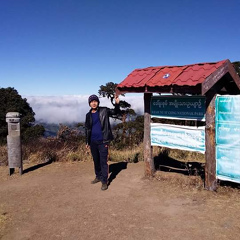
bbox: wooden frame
[117,59,240,191]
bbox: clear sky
[0,0,239,97]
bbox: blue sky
[0,0,239,97]
[0,0,239,123]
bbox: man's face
[90,100,99,109]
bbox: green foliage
[113,115,144,149]
[0,87,44,144]
[91,82,146,148]
[98,82,141,147]
[39,122,60,137]
[22,124,45,142]
[98,82,134,118]
[98,82,118,104]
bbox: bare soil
[0,161,240,240]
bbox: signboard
[216,95,240,183]
[216,147,240,182]
[151,96,206,121]
[215,122,240,148]
[216,96,240,123]
[151,123,205,153]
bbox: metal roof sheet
[118,60,228,89]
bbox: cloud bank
[26,95,144,124]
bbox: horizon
[25,94,144,124]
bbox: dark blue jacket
[85,105,120,145]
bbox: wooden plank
[143,93,155,176]
[202,61,229,95]
[227,60,240,90]
[117,85,201,95]
[205,91,217,191]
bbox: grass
[0,145,7,166]
[0,138,205,166]
[109,143,144,163]
[0,205,8,236]
[0,213,7,226]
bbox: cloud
[26,94,144,124]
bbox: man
[85,94,120,191]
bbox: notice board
[216,95,240,183]
[151,96,205,121]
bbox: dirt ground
[0,160,240,240]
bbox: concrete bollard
[6,112,22,175]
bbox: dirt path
[0,161,240,240]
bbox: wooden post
[143,93,155,176]
[205,91,217,191]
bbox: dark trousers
[90,141,109,184]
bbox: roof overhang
[116,59,240,96]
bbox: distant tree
[0,87,44,144]
[23,124,45,141]
[233,61,240,75]
[98,82,137,144]
[98,82,132,119]
[113,115,144,149]
[128,115,144,145]
[97,82,145,148]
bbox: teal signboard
[151,96,206,121]
[216,95,240,183]
[216,122,240,147]
[151,123,205,153]
[216,147,240,181]
[216,96,240,123]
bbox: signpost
[150,96,206,154]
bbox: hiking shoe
[101,183,108,191]
[91,178,101,184]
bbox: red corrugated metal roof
[117,60,227,89]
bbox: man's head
[88,94,100,109]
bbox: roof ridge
[134,59,228,71]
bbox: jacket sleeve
[108,103,120,116]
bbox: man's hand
[114,95,120,104]
[86,145,90,152]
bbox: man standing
[85,94,120,191]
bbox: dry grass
[154,171,204,190]
[21,138,93,164]
[109,143,143,163]
[0,145,7,166]
[1,138,145,165]
[0,205,8,237]
[0,137,93,166]
[1,139,205,166]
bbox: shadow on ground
[23,160,53,174]
[154,151,205,180]
[219,180,240,189]
[108,162,128,186]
